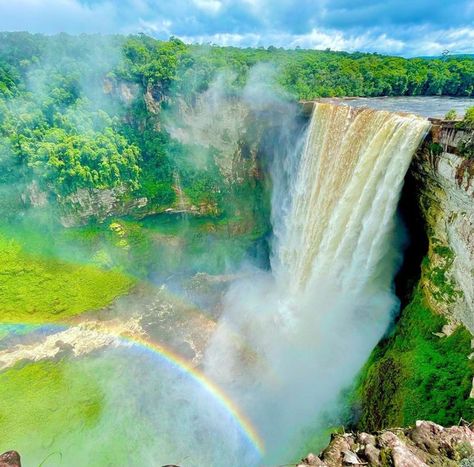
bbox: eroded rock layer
[411,121,474,332]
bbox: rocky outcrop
[103,78,140,107]
[59,185,148,227]
[167,95,261,183]
[411,122,474,333]
[0,451,20,467]
[21,180,48,208]
[299,421,474,466]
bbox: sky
[0,0,473,57]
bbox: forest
[0,32,473,213]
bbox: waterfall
[276,102,431,296]
[204,102,431,464]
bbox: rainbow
[0,322,265,456]
[120,333,265,455]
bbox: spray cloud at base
[203,102,431,463]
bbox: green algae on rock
[0,235,135,323]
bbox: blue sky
[0,0,473,56]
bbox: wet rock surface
[298,421,474,466]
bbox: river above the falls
[323,96,473,118]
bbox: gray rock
[411,123,474,332]
[300,421,474,467]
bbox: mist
[200,100,431,463]
[0,36,431,467]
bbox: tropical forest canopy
[0,31,473,208]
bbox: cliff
[353,121,474,433]
[411,121,474,332]
[18,81,273,228]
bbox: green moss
[429,142,443,156]
[425,244,461,303]
[456,442,474,461]
[380,448,394,467]
[0,356,159,465]
[0,360,103,454]
[0,235,135,323]
[0,354,175,465]
[355,288,474,431]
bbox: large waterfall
[277,102,431,295]
[204,102,430,464]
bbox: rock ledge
[299,421,474,466]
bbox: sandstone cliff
[351,120,474,435]
[411,121,474,333]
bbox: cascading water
[204,102,431,464]
[277,103,431,295]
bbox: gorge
[0,33,473,467]
[202,102,431,464]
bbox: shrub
[445,109,457,120]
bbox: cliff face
[26,81,272,227]
[353,121,474,434]
[411,122,474,332]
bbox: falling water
[204,102,431,464]
[277,102,431,295]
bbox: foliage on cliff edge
[354,285,474,431]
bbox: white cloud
[407,26,474,56]
[136,18,173,35]
[193,0,222,14]
[178,29,405,54]
[0,0,472,56]
[177,25,474,57]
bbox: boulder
[0,451,21,467]
[300,421,474,466]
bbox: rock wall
[58,186,148,227]
[411,121,474,333]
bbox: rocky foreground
[0,451,20,467]
[299,421,474,466]
[2,421,474,466]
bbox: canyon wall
[353,119,474,434]
[411,121,474,333]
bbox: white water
[277,103,431,295]
[204,102,431,463]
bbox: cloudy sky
[0,0,473,56]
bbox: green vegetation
[445,109,458,120]
[457,106,474,162]
[0,353,196,465]
[0,32,473,223]
[0,360,103,455]
[0,356,159,465]
[423,244,462,303]
[0,234,135,323]
[464,106,474,127]
[355,287,474,431]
